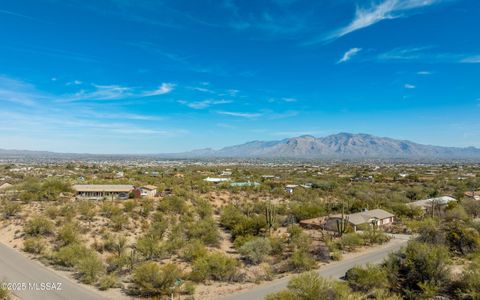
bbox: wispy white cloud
[178,99,232,109]
[67,84,132,101]
[417,71,432,75]
[460,56,480,64]
[191,86,215,93]
[0,76,50,106]
[66,80,82,86]
[306,0,449,45]
[404,83,416,89]
[84,111,163,121]
[282,97,298,102]
[337,48,362,63]
[217,111,262,118]
[142,82,175,96]
[267,110,299,119]
[0,9,46,23]
[375,46,480,64]
[60,82,175,102]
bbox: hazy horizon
[1,0,480,154]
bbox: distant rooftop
[331,208,394,225]
[410,196,457,207]
[73,184,134,192]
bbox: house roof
[141,185,157,190]
[409,196,457,207]
[330,209,394,226]
[230,181,260,187]
[204,177,230,182]
[299,217,328,226]
[464,191,480,197]
[73,184,134,192]
[0,183,13,190]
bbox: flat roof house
[138,185,157,199]
[325,209,395,232]
[73,184,134,200]
[204,177,231,183]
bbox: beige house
[73,184,134,200]
[325,209,395,232]
[139,185,157,198]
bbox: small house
[285,184,298,194]
[230,181,260,187]
[204,177,231,184]
[73,184,134,200]
[138,185,157,199]
[325,209,395,232]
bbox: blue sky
[1,0,479,154]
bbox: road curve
[0,242,105,300]
[218,236,409,300]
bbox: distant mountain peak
[178,132,480,160]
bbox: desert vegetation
[1,162,479,299]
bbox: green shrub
[239,237,272,264]
[110,213,128,231]
[131,262,182,296]
[445,222,480,255]
[186,218,220,246]
[182,281,196,295]
[23,237,46,254]
[345,264,388,292]
[384,241,450,297]
[98,274,118,291]
[233,234,254,249]
[1,200,21,219]
[181,240,207,262]
[330,250,342,261]
[288,250,316,272]
[24,215,54,236]
[54,243,91,267]
[0,281,11,300]
[337,233,364,251]
[360,229,390,245]
[76,253,104,284]
[56,223,80,246]
[190,252,238,282]
[455,255,480,299]
[136,234,164,259]
[266,272,355,300]
[268,236,285,256]
[106,253,129,272]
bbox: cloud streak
[61,82,175,102]
[305,0,449,45]
[179,99,232,109]
[217,111,262,118]
[375,46,480,64]
[338,48,362,63]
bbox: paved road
[0,242,105,300]
[219,236,409,300]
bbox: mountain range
[175,133,480,160]
[2,133,480,161]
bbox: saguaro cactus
[336,215,349,236]
[265,202,277,235]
